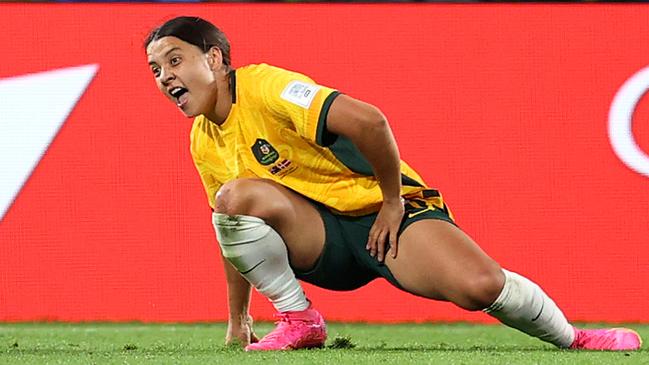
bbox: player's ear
[207,46,223,71]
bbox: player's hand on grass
[367,198,405,262]
[225,314,259,347]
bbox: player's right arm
[190,144,258,346]
[222,258,258,346]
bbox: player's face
[146,36,218,118]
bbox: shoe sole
[246,338,326,351]
[288,340,326,350]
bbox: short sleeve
[259,66,340,146]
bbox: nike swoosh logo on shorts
[408,207,435,219]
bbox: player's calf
[484,269,575,348]
[213,212,309,313]
[213,179,328,351]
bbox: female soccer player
[145,16,641,352]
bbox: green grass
[0,322,646,364]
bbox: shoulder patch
[280,80,321,109]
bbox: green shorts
[293,189,456,291]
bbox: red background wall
[1,4,648,323]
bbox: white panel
[0,64,99,221]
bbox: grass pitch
[0,322,646,364]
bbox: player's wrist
[383,196,405,206]
[228,312,250,324]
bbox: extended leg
[384,219,641,350]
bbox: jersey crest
[251,138,279,166]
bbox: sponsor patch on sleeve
[280,80,321,109]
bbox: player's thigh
[384,219,503,308]
[219,178,325,271]
[294,202,378,291]
[263,182,326,271]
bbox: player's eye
[151,66,160,78]
[170,56,181,66]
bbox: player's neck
[207,71,234,125]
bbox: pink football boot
[245,306,327,351]
[570,327,642,351]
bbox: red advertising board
[0,4,648,323]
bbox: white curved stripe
[608,65,649,178]
[0,64,99,221]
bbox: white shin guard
[212,213,309,313]
[484,269,575,348]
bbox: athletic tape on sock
[212,213,309,313]
[484,269,574,348]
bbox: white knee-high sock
[484,269,575,348]
[212,213,309,313]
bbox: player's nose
[160,67,175,86]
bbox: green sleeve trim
[328,135,423,188]
[315,90,422,188]
[315,91,341,146]
[329,135,373,175]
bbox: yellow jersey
[190,64,434,216]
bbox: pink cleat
[245,306,327,351]
[570,327,642,351]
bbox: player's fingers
[366,226,373,250]
[371,229,380,258]
[376,228,388,262]
[225,333,246,348]
[366,226,378,257]
[370,226,383,258]
[389,229,398,259]
[247,316,259,343]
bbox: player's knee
[215,178,286,221]
[215,178,263,215]
[456,268,505,311]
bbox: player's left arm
[326,94,404,262]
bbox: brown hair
[145,16,231,67]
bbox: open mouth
[169,87,189,108]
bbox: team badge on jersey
[251,138,280,165]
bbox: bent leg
[214,178,328,351]
[214,178,327,312]
[384,220,574,348]
[216,178,325,270]
[214,213,308,313]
